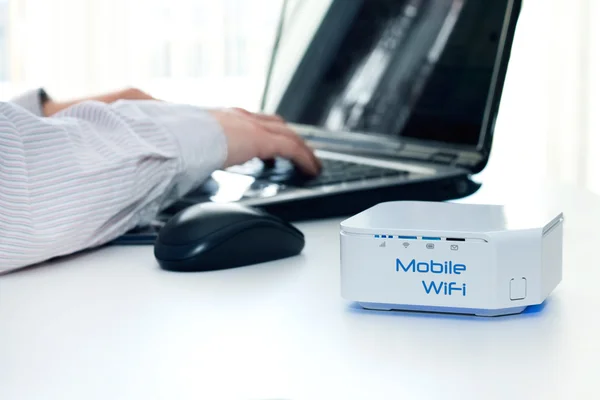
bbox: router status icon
[403,242,409,248]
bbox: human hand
[43,87,156,116]
[208,107,322,176]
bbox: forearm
[0,99,226,273]
[10,87,155,117]
[43,88,156,116]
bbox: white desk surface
[1,179,599,400]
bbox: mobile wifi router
[339,201,564,317]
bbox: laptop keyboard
[228,158,408,187]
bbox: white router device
[339,201,564,316]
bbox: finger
[259,120,322,171]
[232,107,285,123]
[254,113,286,123]
[258,132,321,176]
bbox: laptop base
[163,174,480,223]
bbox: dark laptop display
[295,0,504,147]
[269,0,519,168]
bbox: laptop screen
[263,0,514,149]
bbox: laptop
[116,0,521,243]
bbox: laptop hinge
[430,151,459,165]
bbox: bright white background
[0,0,284,108]
[0,0,599,195]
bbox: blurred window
[0,0,283,109]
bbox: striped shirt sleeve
[9,88,49,117]
[0,98,227,273]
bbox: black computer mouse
[154,203,305,272]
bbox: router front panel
[340,233,494,309]
[339,201,564,317]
